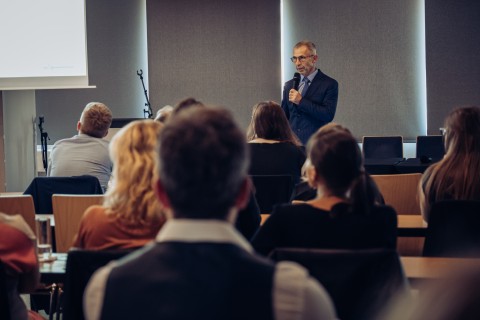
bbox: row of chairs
[0,194,103,252]
[362,135,445,159]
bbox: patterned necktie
[300,78,310,96]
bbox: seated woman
[74,120,166,250]
[419,105,480,222]
[251,125,397,256]
[247,101,305,183]
[290,123,384,204]
[0,213,40,320]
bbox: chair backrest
[0,261,11,320]
[362,136,403,159]
[416,135,445,159]
[270,248,408,320]
[0,195,36,232]
[63,249,133,320]
[250,175,294,214]
[371,173,422,214]
[423,200,480,257]
[23,175,103,214]
[52,194,104,252]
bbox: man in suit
[84,107,336,320]
[281,40,339,145]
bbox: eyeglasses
[290,55,314,63]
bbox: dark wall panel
[146,0,280,130]
[425,0,480,133]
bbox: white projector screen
[0,0,89,90]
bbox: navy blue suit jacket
[281,69,338,144]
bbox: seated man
[47,102,113,191]
[84,107,336,319]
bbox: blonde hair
[104,120,164,227]
[80,102,113,138]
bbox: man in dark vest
[84,107,336,320]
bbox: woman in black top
[252,123,397,256]
[247,101,305,182]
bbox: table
[41,254,480,287]
[401,256,480,283]
[364,158,404,174]
[364,158,440,175]
[397,215,426,237]
[40,253,67,283]
[395,158,440,174]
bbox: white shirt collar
[155,219,253,253]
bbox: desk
[401,256,480,283]
[41,254,480,287]
[40,253,67,283]
[365,158,439,175]
[364,158,404,175]
[397,215,426,237]
[395,158,439,174]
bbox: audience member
[84,107,336,319]
[252,124,397,256]
[154,105,173,123]
[0,213,40,320]
[73,120,165,250]
[419,105,480,222]
[170,97,261,240]
[290,123,384,203]
[47,102,113,192]
[171,97,205,117]
[247,101,306,183]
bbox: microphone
[292,72,301,91]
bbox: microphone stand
[136,69,153,119]
[38,116,50,172]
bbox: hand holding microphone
[289,72,302,105]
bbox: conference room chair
[270,248,408,320]
[52,194,104,253]
[416,135,445,160]
[62,249,133,320]
[423,200,480,257]
[371,173,422,215]
[0,194,37,232]
[362,136,403,159]
[250,175,295,214]
[0,261,10,320]
[23,175,103,214]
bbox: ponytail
[348,172,379,215]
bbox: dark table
[364,158,404,174]
[365,158,439,175]
[40,253,67,284]
[394,157,440,174]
